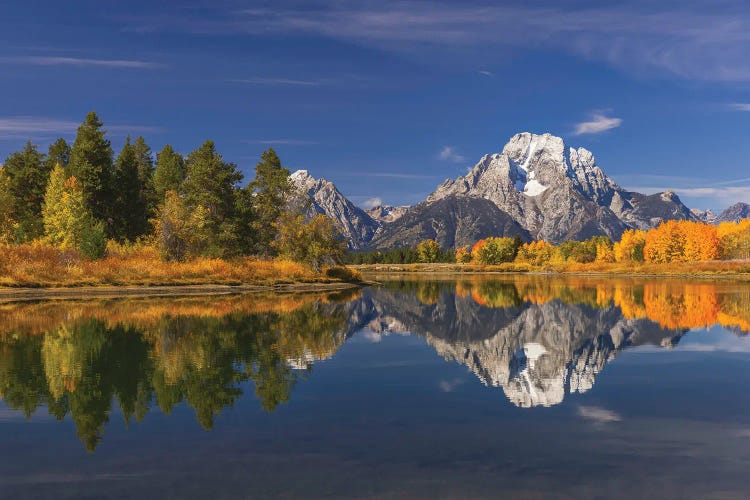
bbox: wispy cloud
[152,2,750,83]
[438,377,465,393]
[230,77,329,86]
[577,405,622,424]
[0,116,163,139]
[478,70,493,77]
[438,145,466,163]
[347,172,438,179]
[574,113,622,135]
[245,139,319,145]
[362,197,383,209]
[1,56,163,69]
[729,103,750,112]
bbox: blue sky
[1,0,750,211]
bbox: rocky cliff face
[290,170,379,249]
[715,202,750,223]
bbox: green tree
[3,141,50,240]
[181,141,243,256]
[67,112,114,234]
[132,136,157,215]
[43,165,106,259]
[416,239,441,263]
[274,213,345,271]
[0,168,18,242]
[152,191,210,261]
[248,149,293,256]
[473,237,521,265]
[46,138,71,172]
[153,144,185,200]
[113,137,149,241]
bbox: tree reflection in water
[0,277,749,450]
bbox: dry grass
[0,241,360,288]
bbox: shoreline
[353,263,750,281]
[0,281,363,302]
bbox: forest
[0,112,350,286]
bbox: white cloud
[0,116,163,139]
[438,377,465,392]
[362,197,383,209]
[478,70,493,77]
[729,103,750,111]
[230,77,328,86]
[361,330,383,343]
[577,405,622,424]
[574,113,622,135]
[168,2,750,83]
[2,56,162,68]
[438,146,466,163]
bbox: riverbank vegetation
[348,219,750,276]
[0,112,353,287]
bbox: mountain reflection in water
[0,276,749,451]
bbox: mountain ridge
[290,132,746,249]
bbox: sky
[1,0,750,211]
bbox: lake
[1,276,750,498]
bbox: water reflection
[0,277,749,450]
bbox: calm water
[1,276,750,499]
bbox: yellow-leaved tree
[42,164,106,259]
[614,229,646,263]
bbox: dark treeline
[0,112,343,267]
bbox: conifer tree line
[0,112,343,266]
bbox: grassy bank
[352,260,750,279]
[0,242,361,288]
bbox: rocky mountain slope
[290,132,747,249]
[290,170,378,249]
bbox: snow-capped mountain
[427,133,694,243]
[289,132,745,249]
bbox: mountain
[289,132,734,250]
[427,133,693,243]
[366,204,408,223]
[290,170,378,249]
[369,196,530,249]
[715,202,750,223]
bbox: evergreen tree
[113,137,149,241]
[3,141,50,240]
[0,167,17,242]
[43,165,106,259]
[67,112,114,235]
[46,138,71,172]
[153,144,186,199]
[181,140,243,256]
[132,136,157,215]
[249,148,293,255]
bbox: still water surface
[1,276,750,498]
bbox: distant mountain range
[291,132,750,249]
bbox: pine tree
[249,148,293,255]
[132,136,157,215]
[181,140,243,256]
[43,165,106,259]
[46,138,71,172]
[0,167,17,242]
[113,137,149,241]
[2,141,50,240]
[154,144,186,199]
[67,112,114,235]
